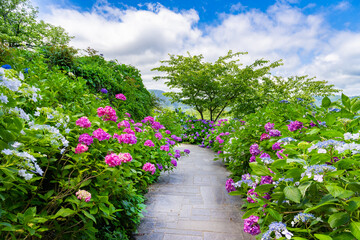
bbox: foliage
[232,75,341,117]
[0,57,186,239]
[0,0,72,47]
[73,54,153,120]
[203,95,360,239]
[152,51,282,121]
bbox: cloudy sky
[31,0,360,95]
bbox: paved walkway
[134,144,254,240]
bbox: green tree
[231,75,341,117]
[152,51,282,121]
[0,0,72,47]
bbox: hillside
[149,89,193,110]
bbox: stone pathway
[134,144,254,240]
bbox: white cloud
[33,0,360,95]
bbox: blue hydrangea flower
[1,64,12,69]
[279,100,290,103]
[291,213,315,226]
[261,222,293,240]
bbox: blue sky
[32,0,360,94]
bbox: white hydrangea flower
[0,93,8,104]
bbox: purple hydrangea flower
[225,178,236,193]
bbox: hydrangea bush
[211,96,360,239]
[0,65,189,239]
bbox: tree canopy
[152,51,282,121]
[153,51,341,120]
[0,0,72,47]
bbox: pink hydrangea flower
[249,143,260,155]
[114,133,137,144]
[134,122,143,127]
[260,133,270,141]
[125,113,131,118]
[123,128,135,135]
[117,120,131,128]
[79,133,93,146]
[142,116,154,124]
[155,133,162,140]
[143,162,156,174]
[165,130,171,134]
[76,189,91,202]
[160,145,169,151]
[105,153,121,167]
[76,117,91,128]
[144,140,155,147]
[134,127,142,132]
[75,144,88,154]
[118,153,132,163]
[250,155,256,162]
[93,128,111,141]
[97,106,117,122]
[115,93,126,100]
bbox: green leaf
[342,93,351,109]
[83,210,96,223]
[249,162,272,176]
[322,96,331,108]
[328,212,350,228]
[351,100,360,113]
[228,191,242,196]
[284,186,301,203]
[315,234,333,240]
[332,232,356,240]
[350,221,360,239]
[324,113,336,126]
[53,208,76,218]
[298,181,312,197]
[326,185,346,198]
[242,208,258,219]
[267,208,282,221]
[255,184,274,194]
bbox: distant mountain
[149,89,192,110]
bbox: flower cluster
[225,178,236,193]
[115,93,126,100]
[261,222,293,240]
[291,213,316,226]
[155,133,162,140]
[244,215,261,235]
[144,140,155,147]
[260,133,270,141]
[160,145,169,151]
[117,120,131,128]
[264,122,274,132]
[76,189,91,202]
[114,133,137,144]
[75,144,88,154]
[287,121,303,132]
[97,106,117,122]
[143,162,156,174]
[171,159,177,167]
[93,128,111,141]
[269,129,281,137]
[76,117,91,128]
[79,133,94,146]
[308,140,344,152]
[301,164,336,182]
